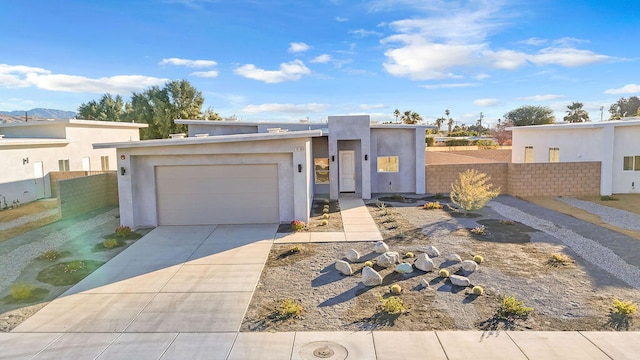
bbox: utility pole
[600,106,604,121]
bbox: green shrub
[383,216,395,223]
[323,204,330,210]
[499,219,514,225]
[375,199,387,209]
[405,252,414,258]
[612,299,637,316]
[102,238,119,249]
[423,201,443,210]
[473,255,484,264]
[439,269,450,278]
[426,136,435,146]
[275,298,303,319]
[600,195,618,201]
[323,199,330,205]
[288,245,304,254]
[472,286,484,296]
[321,219,329,226]
[475,139,497,148]
[379,295,406,314]
[322,213,329,219]
[291,220,306,231]
[445,139,471,146]
[388,222,399,230]
[322,208,329,214]
[115,225,131,238]
[38,249,61,261]
[470,225,487,235]
[364,261,374,268]
[496,295,533,320]
[548,253,574,267]
[64,260,86,273]
[434,193,444,200]
[391,194,405,201]
[450,169,500,215]
[11,283,35,300]
[390,284,402,294]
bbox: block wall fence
[426,162,601,197]
[56,172,119,218]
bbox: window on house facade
[635,156,640,171]
[314,158,329,184]
[58,159,70,172]
[377,156,399,172]
[624,156,634,171]
[524,146,534,163]
[549,147,560,163]
[101,156,110,171]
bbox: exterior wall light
[120,167,127,176]
[298,164,302,173]
[364,154,368,161]
[331,155,335,162]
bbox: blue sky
[1,0,638,126]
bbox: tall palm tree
[445,109,454,133]
[563,102,590,123]
[435,117,445,133]
[393,109,400,123]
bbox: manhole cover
[300,341,348,360]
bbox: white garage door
[156,164,279,225]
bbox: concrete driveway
[13,224,277,334]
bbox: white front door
[339,150,356,192]
[82,157,91,171]
[33,162,45,199]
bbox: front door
[33,162,45,199]
[339,150,356,192]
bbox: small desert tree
[450,169,500,215]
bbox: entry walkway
[275,197,383,244]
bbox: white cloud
[289,42,310,53]
[420,82,479,89]
[159,57,217,68]
[485,49,529,70]
[335,16,348,22]
[0,63,167,93]
[475,73,490,80]
[242,102,330,114]
[359,103,385,110]
[310,54,332,64]
[191,70,219,78]
[521,37,547,46]
[531,47,610,67]
[234,60,311,83]
[349,29,383,37]
[516,94,565,101]
[474,98,499,107]
[605,84,640,95]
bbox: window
[314,158,329,184]
[377,156,399,172]
[624,156,634,171]
[636,156,640,172]
[58,159,70,171]
[101,156,110,171]
[524,146,533,163]
[549,147,560,163]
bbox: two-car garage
[155,164,280,225]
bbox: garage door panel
[156,164,279,225]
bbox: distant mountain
[0,108,77,119]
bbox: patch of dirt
[243,199,640,332]
[277,199,344,233]
[0,302,49,333]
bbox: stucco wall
[371,128,418,193]
[312,137,330,195]
[57,172,118,219]
[511,127,603,163]
[613,126,640,193]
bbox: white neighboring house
[0,119,147,206]
[509,118,640,195]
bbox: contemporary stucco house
[0,119,146,205]
[510,118,640,195]
[94,115,431,227]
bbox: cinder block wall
[507,162,601,197]
[425,162,601,197]
[49,171,90,198]
[57,172,119,218]
[445,149,512,162]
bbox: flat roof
[93,129,323,149]
[507,118,640,131]
[0,119,148,129]
[0,138,70,147]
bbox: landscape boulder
[461,260,478,273]
[449,274,471,287]
[395,263,413,274]
[335,260,353,276]
[425,245,440,257]
[362,266,383,286]
[415,253,434,272]
[374,241,389,254]
[375,251,400,268]
[345,249,360,262]
[448,253,462,263]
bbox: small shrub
[434,193,444,200]
[473,255,484,264]
[476,139,497,148]
[102,238,119,249]
[499,219,515,225]
[38,249,61,261]
[383,216,395,223]
[64,260,86,273]
[426,136,435,146]
[322,213,329,219]
[405,252,414,258]
[445,139,471,146]
[423,201,443,210]
[275,298,303,320]
[548,253,574,267]
[450,169,500,215]
[364,261,374,267]
[323,204,330,210]
[322,208,329,214]
[291,220,306,232]
[11,283,35,300]
[390,284,402,294]
[388,222,399,230]
[496,295,533,320]
[612,299,637,316]
[472,286,484,296]
[600,195,618,201]
[288,245,304,254]
[321,219,329,226]
[115,225,132,238]
[376,199,387,209]
[323,199,330,205]
[379,295,406,315]
[470,225,488,235]
[391,194,405,201]
[439,269,450,278]
[396,232,406,239]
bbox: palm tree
[435,117,445,133]
[445,109,454,133]
[393,109,400,123]
[563,102,590,123]
[400,110,422,124]
[401,110,412,124]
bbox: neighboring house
[510,118,640,195]
[95,115,432,227]
[0,119,147,205]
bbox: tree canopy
[77,80,219,139]
[400,110,423,124]
[563,102,590,123]
[608,96,640,119]
[504,105,555,126]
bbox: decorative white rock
[425,245,440,257]
[461,260,478,273]
[374,241,389,254]
[375,251,400,268]
[362,266,383,286]
[448,253,462,263]
[415,253,434,272]
[345,249,360,262]
[420,278,430,288]
[395,263,413,274]
[335,260,353,276]
[449,274,471,287]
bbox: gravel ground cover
[558,197,640,231]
